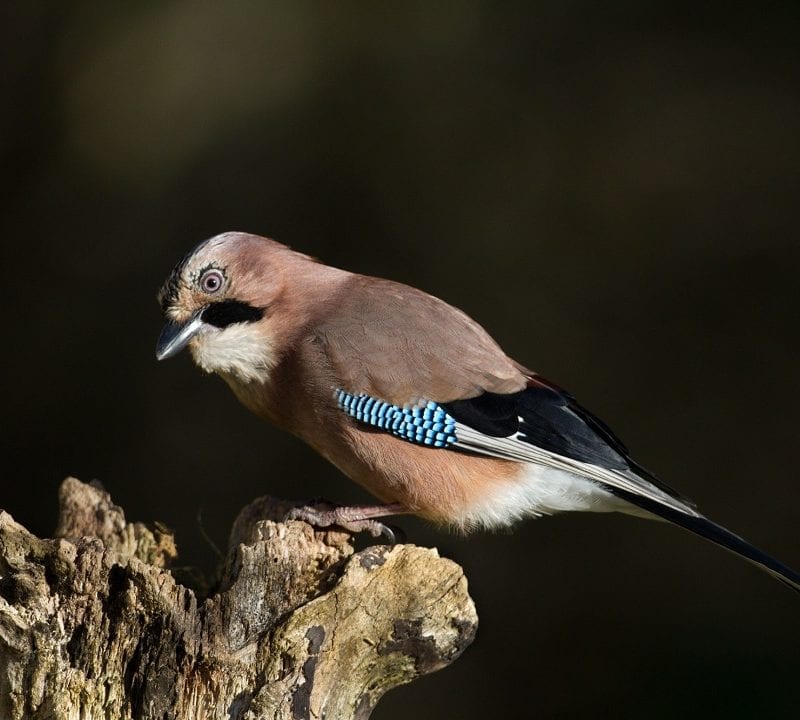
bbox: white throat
[190,323,277,383]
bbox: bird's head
[156,232,295,383]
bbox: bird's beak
[156,310,206,361]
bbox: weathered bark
[0,478,477,719]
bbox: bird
[156,231,800,593]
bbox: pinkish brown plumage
[157,231,800,593]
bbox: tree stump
[0,478,477,719]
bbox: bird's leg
[286,501,408,543]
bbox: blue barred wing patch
[335,389,458,448]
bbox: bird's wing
[319,275,693,513]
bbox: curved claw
[379,523,406,545]
[374,522,396,545]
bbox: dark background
[4,3,799,717]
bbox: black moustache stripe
[202,300,264,328]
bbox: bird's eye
[199,269,224,294]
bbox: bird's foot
[286,500,406,544]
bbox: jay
[157,232,800,592]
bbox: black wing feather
[442,381,694,507]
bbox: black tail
[610,488,800,594]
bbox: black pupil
[204,273,220,291]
